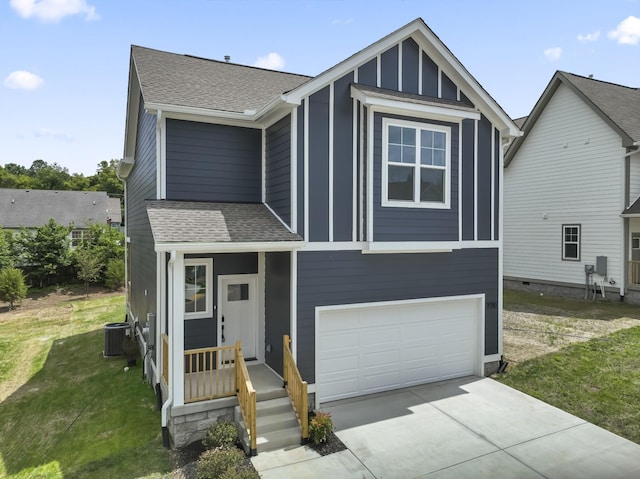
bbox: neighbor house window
[71,229,90,247]
[562,225,581,261]
[184,258,213,319]
[383,118,451,208]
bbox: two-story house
[119,18,520,451]
[504,71,640,302]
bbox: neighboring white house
[504,71,640,302]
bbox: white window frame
[382,117,451,209]
[184,258,213,320]
[562,225,581,261]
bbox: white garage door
[317,297,480,403]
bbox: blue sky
[1,0,639,176]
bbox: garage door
[317,297,480,403]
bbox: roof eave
[120,53,142,179]
[154,240,306,253]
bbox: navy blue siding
[166,119,261,202]
[373,113,459,241]
[127,97,157,327]
[477,115,492,240]
[296,249,499,382]
[266,115,291,225]
[460,91,474,107]
[421,52,438,97]
[184,253,258,350]
[380,45,399,90]
[441,72,458,100]
[358,58,377,87]
[264,252,291,375]
[462,119,475,240]
[401,38,419,94]
[297,103,305,236]
[308,86,330,241]
[494,128,500,240]
[333,72,354,241]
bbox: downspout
[161,250,176,448]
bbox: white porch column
[171,252,185,407]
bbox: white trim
[437,67,442,98]
[302,242,366,251]
[290,250,298,361]
[172,252,185,407]
[491,126,495,241]
[299,240,500,253]
[261,128,266,203]
[484,353,502,363]
[367,106,375,241]
[155,110,163,199]
[154,241,305,254]
[474,119,479,241]
[458,121,463,241]
[257,253,266,362]
[156,252,165,380]
[264,202,295,233]
[456,86,460,102]
[329,82,334,242]
[398,41,403,92]
[291,107,298,233]
[381,117,451,209]
[498,130,504,358]
[183,258,214,320]
[359,103,365,241]
[217,274,260,359]
[376,53,381,87]
[314,293,485,408]
[352,96,358,242]
[418,48,423,95]
[160,114,167,199]
[304,98,310,240]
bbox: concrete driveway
[252,376,640,478]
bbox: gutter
[160,250,176,448]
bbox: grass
[0,291,171,478]
[498,290,640,444]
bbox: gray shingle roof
[132,46,311,114]
[0,188,111,228]
[146,201,303,244]
[561,72,640,143]
[622,196,640,216]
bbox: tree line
[0,220,125,308]
[0,159,123,197]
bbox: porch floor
[184,363,286,403]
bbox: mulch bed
[305,430,348,456]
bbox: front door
[218,275,259,360]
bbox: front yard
[498,290,640,444]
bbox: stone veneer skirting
[168,396,239,448]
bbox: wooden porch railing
[184,344,237,403]
[283,334,308,443]
[235,342,257,455]
[629,261,640,285]
[162,333,169,386]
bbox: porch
[162,334,309,453]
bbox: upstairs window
[184,258,213,319]
[383,119,451,209]
[562,225,581,261]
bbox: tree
[0,228,13,270]
[75,248,102,296]
[104,258,125,290]
[0,267,28,310]
[18,219,72,287]
[89,159,123,196]
[30,161,71,190]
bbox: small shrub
[219,465,259,479]
[196,447,244,479]
[0,267,28,310]
[309,411,333,444]
[203,419,239,450]
[104,258,124,289]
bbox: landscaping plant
[0,266,28,310]
[203,419,239,449]
[309,411,334,444]
[196,447,245,479]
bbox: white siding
[504,84,626,287]
[629,154,640,206]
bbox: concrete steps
[237,396,303,454]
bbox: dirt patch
[503,304,640,365]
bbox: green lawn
[498,291,640,444]
[0,292,171,478]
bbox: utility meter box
[585,264,594,274]
[595,256,607,276]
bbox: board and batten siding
[504,83,626,287]
[295,249,499,383]
[165,119,262,203]
[295,36,497,245]
[127,97,158,324]
[265,115,291,225]
[264,252,291,375]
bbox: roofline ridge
[559,70,639,91]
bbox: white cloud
[331,18,353,25]
[608,15,640,44]
[4,70,44,90]
[35,128,73,142]
[254,52,285,70]
[10,0,98,22]
[577,30,601,42]
[544,47,563,61]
